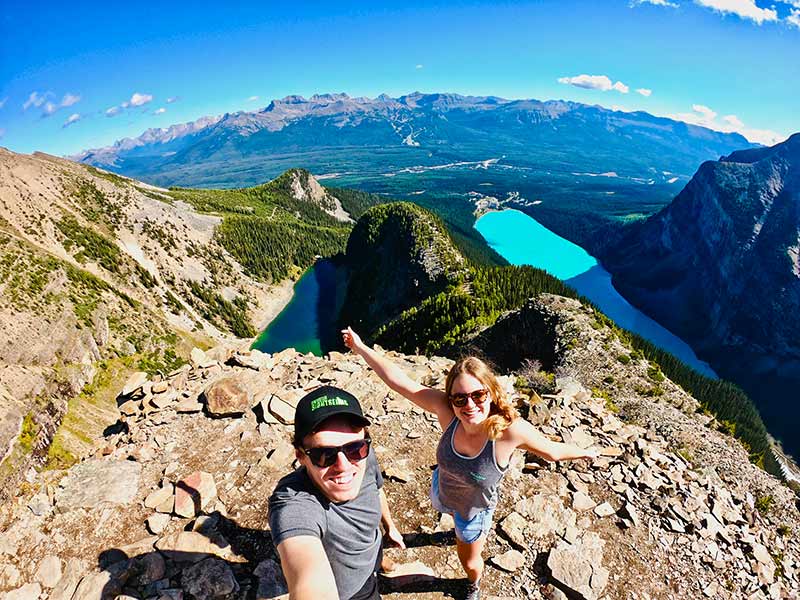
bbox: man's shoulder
[270,468,323,507]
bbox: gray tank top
[435,417,507,520]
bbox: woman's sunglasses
[301,437,372,468]
[448,388,489,408]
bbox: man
[269,385,404,600]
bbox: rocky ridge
[1,295,798,600]
[0,148,339,495]
[603,133,800,364]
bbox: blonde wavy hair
[444,356,519,440]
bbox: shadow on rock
[90,512,288,600]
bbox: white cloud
[636,88,653,97]
[558,74,631,94]
[247,95,259,102]
[166,96,178,103]
[62,113,81,128]
[668,104,786,145]
[692,104,718,120]
[631,0,679,7]
[154,107,166,115]
[61,93,80,107]
[694,0,777,24]
[0,128,5,139]
[612,81,630,93]
[105,106,121,117]
[788,8,800,27]
[42,101,58,116]
[128,92,153,107]
[723,114,745,128]
[0,97,7,109]
[415,64,424,69]
[23,91,49,110]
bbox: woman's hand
[582,447,600,461]
[341,326,364,353]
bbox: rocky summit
[1,296,798,599]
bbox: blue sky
[1,0,798,156]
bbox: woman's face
[449,373,492,426]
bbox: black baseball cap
[293,386,370,446]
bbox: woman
[342,327,598,600]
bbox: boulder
[268,394,296,425]
[499,512,529,549]
[254,558,288,599]
[154,531,234,562]
[174,471,218,518]
[34,555,62,588]
[191,347,216,368]
[572,492,597,512]
[205,377,250,416]
[144,484,174,510]
[181,557,239,599]
[48,557,86,600]
[490,549,526,573]
[515,494,576,539]
[55,460,141,510]
[5,583,42,600]
[547,533,609,600]
[146,513,171,534]
[121,372,149,397]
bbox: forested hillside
[341,201,779,476]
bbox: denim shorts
[430,468,495,543]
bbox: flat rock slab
[56,460,141,510]
[174,471,217,518]
[121,371,149,396]
[491,549,526,573]
[547,533,609,600]
[205,377,250,416]
[269,394,296,425]
[155,531,236,562]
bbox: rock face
[54,459,141,510]
[204,377,250,417]
[603,133,800,368]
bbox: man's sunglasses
[302,437,372,468]
[448,388,489,408]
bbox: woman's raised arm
[342,327,449,416]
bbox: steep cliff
[603,134,800,362]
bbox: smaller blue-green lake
[252,259,343,356]
[475,209,717,378]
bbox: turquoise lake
[475,209,717,378]
[252,259,342,356]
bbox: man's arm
[379,488,405,549]
[276,536,339,600]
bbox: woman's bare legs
[456,534,486,583]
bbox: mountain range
[72,92,755,193]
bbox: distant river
[252,259,343,356]
[475,209,717,378]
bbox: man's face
[296,416,369,503]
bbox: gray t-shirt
[269,449,384,600]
